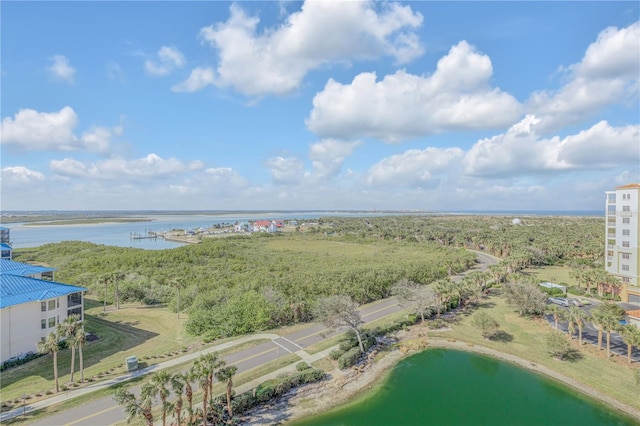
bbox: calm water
[297,349,636,426]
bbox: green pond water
[296,349,638,426]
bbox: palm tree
[114,382,156,426]
[183,369,196,423]
[620,324,640,364]
[57,314,81,383]
[149,371,171,426]
[37,332,60,393]
[566,306,590,347]
[215,365,238,419]
[546,304,564,330]
[592,303,625,357]
[75,325,87,383]
[170,374,185,426]
[198,352,225,401]
[170,278,184,319]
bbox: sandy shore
[239,328,640,425]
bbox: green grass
[523,265,577,287]
[431,292,640,411]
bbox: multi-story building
[0,259,87,362]
[605,183,640,304]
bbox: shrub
[546,331,573,360]
[338,347,361,369]
[254,382,275,403]
[298,368,325,383]
[329,349,345,360]
[232,391,256,414]
[339,340,356,352]
[296,362,309,371]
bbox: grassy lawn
[431,292,640,411]
[523,265,577,287]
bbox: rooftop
[616,183,640,190]
[0,259,55,276]
[0,274,87,309]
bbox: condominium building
[605,183,640,304]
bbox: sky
[1,1,639,212]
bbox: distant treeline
[14,215,603,339]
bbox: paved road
[12,251,498,426]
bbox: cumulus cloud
[527,21,639,133]
[183,0,423,96]
[1,107,118,153]
[50,154,204,179]
[307,41,522,142]
[367,147,464,187]
[145,46,186,76]
[48,55,75,83]
[265,156,305,184]
[309,139,361,180]
[464,115,640,177]
[172,67,216,93]
[1,166,45,185]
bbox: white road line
[280,337,304,350]
[272,339,293,353]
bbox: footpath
[0,333,333,423]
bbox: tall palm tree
[546,305,564,330]
[183,369,196,423]
[198,352,225,400]
[57,314,81,383]
[215,365,238,419]
[37,332,60,393]
[114,382,156,426]
[592,303,625,357]
[170,374,185,426]
[566,306,590,347]
[149,371,171,426]
[75,325,87,383]
[170,278,184,319]
[620,324,640,364]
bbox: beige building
[605,183,640,304]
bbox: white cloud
[464,115,640,177]
[1,166,45,185]
[107,61,126,83]
[1,107,118,153]
[50,154,204,179]
[309,139,361,180]
[48,55,75,83]
[265,156,305,184]
[171,67,216,93]
[527,21,639,133]
[367,147,464,187]
[186,0,423,96]
[145,46,186,76]
[307,41,522,142]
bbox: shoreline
[240,330,640,425]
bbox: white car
[548,297,570,307]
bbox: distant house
[0,259,87,362]
[0,227,12,260]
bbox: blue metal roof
[1,243,11,250]
[0,259,56,276]
[1,274,87,309]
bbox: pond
[296,349,636,426]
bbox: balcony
[607,256,612,261]
[620,211,632,217]
[607,245,615,250]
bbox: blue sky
[1,1,638,211]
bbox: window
[623,218,630,224]
[41,302,46,312]
[623,253,630,260]
[622,277,630,283]
[623,229,630,236]
[48,317,56,328]
[41,319,46,329]
[48,300,56,310]
[622,264,630,271]
[623,241,630,248]
[623,205,630,212]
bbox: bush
[254,382,275,403]
[338,347,361,369]
[298,368,325,383]
[296,362,310,371]
[546,331,572,360]
[232,391,256,414]
[339,340,356,352]
[329,348,345,360]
